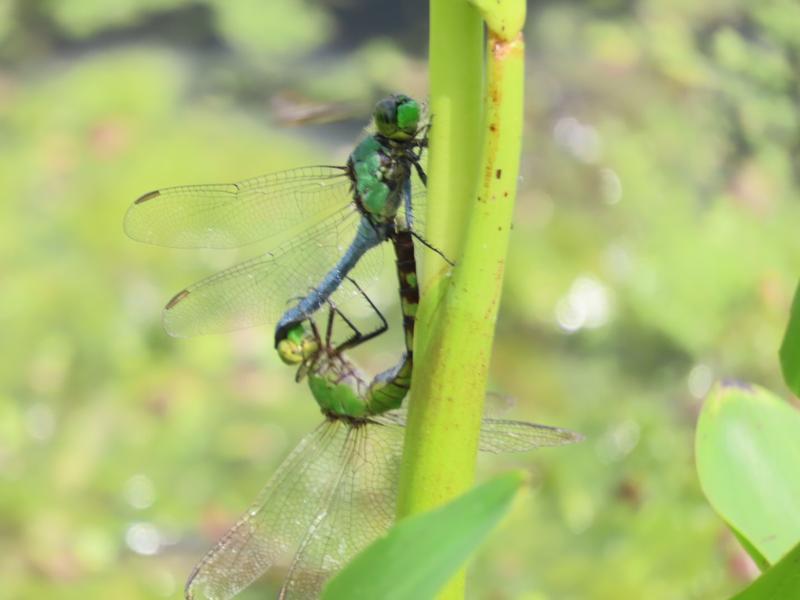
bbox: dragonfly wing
[372,411,583,454]
[162,206,384,337]
[404,166,427,235]
[279,419,406,599]
[185,420,355,600]
[477,418,584,454]
[125,166,351,248]
[370,409,407,427]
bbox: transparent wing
[482,391,516,417]
[185,419,352,600]
[371,410,583,454]
[476,419,584,454]
[124,166,351,248]
[403,157,427,235]
[279,419,405,599]
[185,411,579,599]
[162,206,383,337]
[369,410,407,427]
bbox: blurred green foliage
[1,0,798,598]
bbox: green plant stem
[397,1,526,598]
[420,0,484,294]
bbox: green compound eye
[373,97,397,136]
[286,323,307,345]
[396,98,420,133]
[374,94,420,140]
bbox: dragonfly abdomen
[392,229,419,358]
[365,354,411,414]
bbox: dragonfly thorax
[285,328,408,419]
[306,353,373,418]
[348,136,412,223]
[346,94,424,224]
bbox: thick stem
[419,0,484,296]
[397,1,526,597]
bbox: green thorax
[307,351,409,419]
[348,135,412,222]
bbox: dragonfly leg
[416,120,431,151]
[408,152,427,187]
[312,292,353,350]
[410,231,454,267]
[323,299,337,349]
[274,218,385,348]
[285,294,306,305]
[296,359,311,383]
[402,179,414,231]
[291,313,323,383]
[332,278,388,355]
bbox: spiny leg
[407,125,428,186]
[410,156,427,186]
[323,300,337,349]
[330,277,388,356]
[410,230,454,267]
[299,313,325,382]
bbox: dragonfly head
[277,323,319,365]
[374,95,420,142]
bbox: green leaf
[322,472,525,600]
[780,281,800,396]
[732,528,770,572]
[733,539,800,600]
[696,382,800,565]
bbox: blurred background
[2,0,798,598]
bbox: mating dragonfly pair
[126,95,582,599]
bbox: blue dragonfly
[124,95,432,344]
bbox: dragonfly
[184,231,583,600]
[124,94,432,346]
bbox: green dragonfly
[123,95,430,346]
[184,231,583,600]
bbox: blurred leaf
[0,0,12,44]
[209,0,332,58]
[43,0,191,38]
[322,472,524,600]
[732,539,800,600]
[732,529,770,572]
[754,1,800,51]
[780,281,800,396]
[696,382,800,565]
